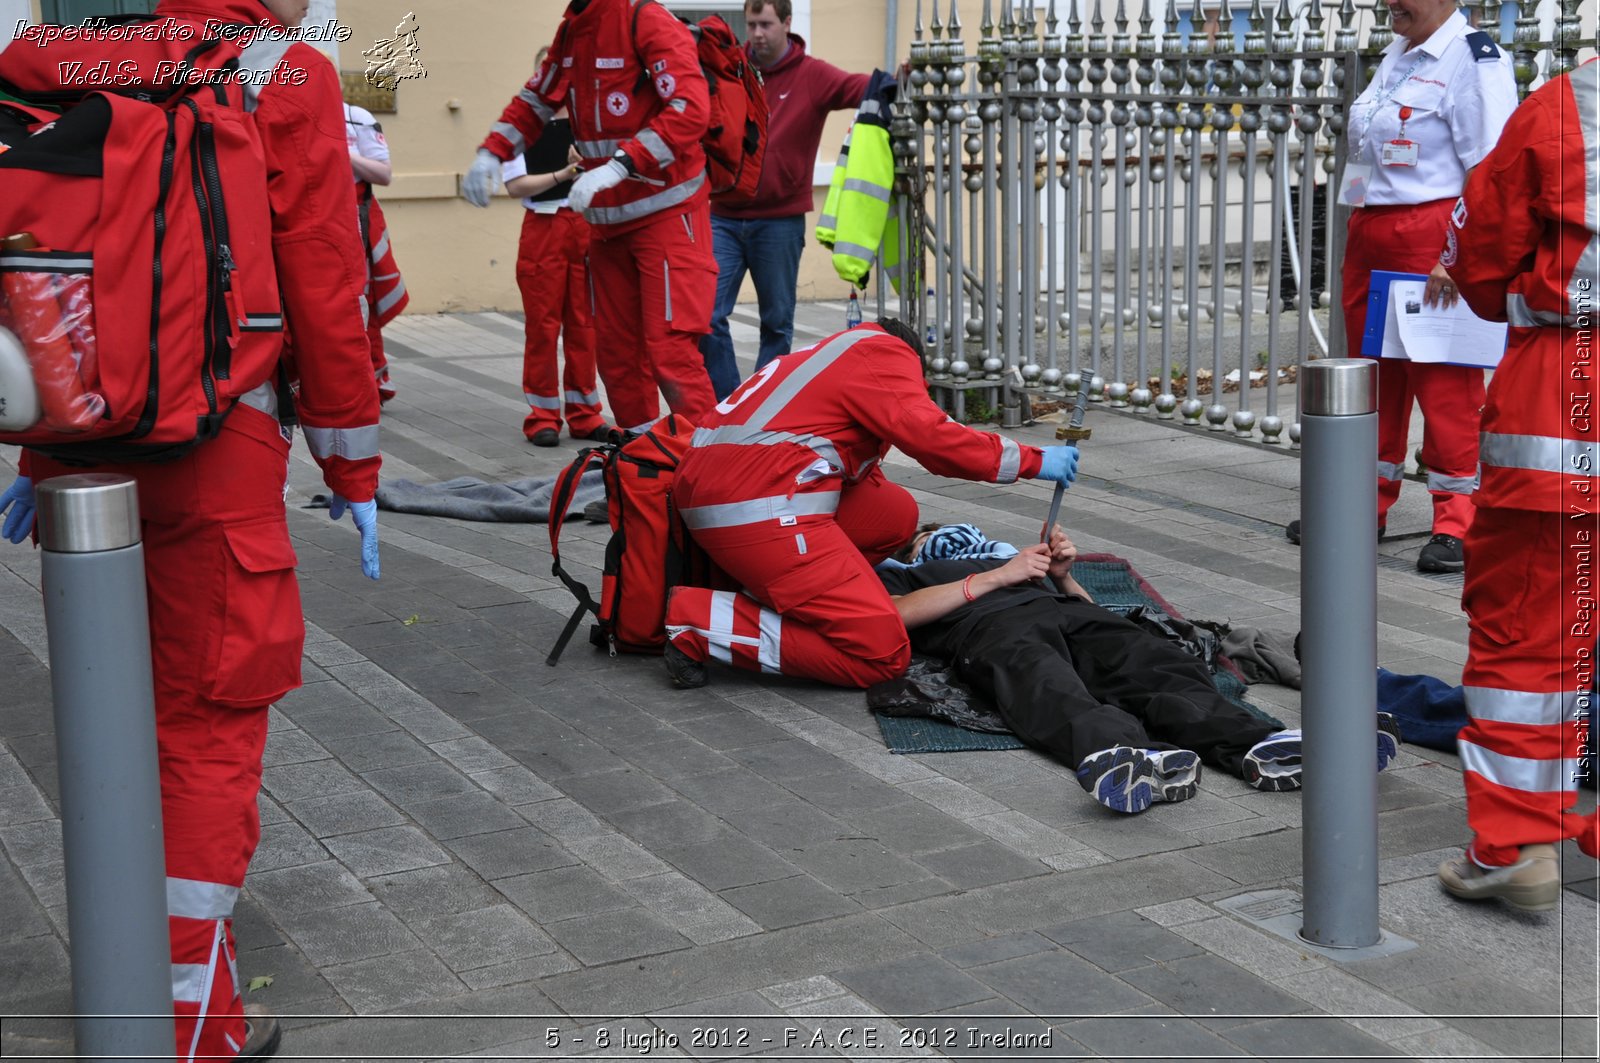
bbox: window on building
[40,0,156,23]
[666,2,749,40]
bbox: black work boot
[663,640,707,689]
[1417,533,1465,573]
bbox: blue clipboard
[1361,270,1426,357]
[1361,269,1506,368]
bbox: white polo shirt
[1348,11,1517,206]
[344,103,389,184]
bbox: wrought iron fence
[888,0,1593,442]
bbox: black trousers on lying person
[915,597,1275,774]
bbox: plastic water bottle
[845,290,862,329]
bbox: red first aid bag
[0,30,284,462]
[632,3,767,202]
[547,415,719,662]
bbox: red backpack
[633,2,767,201]
[0,30,285,463]
[546,415,720,663]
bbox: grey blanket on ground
[1219,625,1303,689]
[374,470,604,522]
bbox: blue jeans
[699,213,806,399]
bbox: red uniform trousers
[516,208,604,439]
[1459,507,1597,866]
[1342,200,1485,538]
[666,468,919,687]
[31,407,303,1061]
[368,319,393,403]
[588,199,719,432]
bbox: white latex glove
[462,149,501,208]
[567,159,629,216]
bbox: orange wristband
[962,574,976,602]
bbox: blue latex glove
[329,493,381,580]
[0,475,36,544]
[1036,445,1080,487]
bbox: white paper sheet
[1382,279,1506,368]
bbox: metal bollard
[37,474,174,1061]
[1297,359,1380,948]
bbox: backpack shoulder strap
[546,447,609,665]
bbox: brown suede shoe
[1438,844,1560,912]
[241,1003,281,1061]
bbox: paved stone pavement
[2,302,1596,1062]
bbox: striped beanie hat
[914,523,1020,564]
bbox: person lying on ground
[876,523,1402,814]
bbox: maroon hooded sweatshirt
[713,33,868,220]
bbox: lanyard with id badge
[1340,55,1425,207]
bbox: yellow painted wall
[342,1,914,315]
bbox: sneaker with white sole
[1245,719,1405,791]
[1243,730,1304,791]
[1075,746,1201,814]
[1376,712,1402,772]
[1438,844,1561,912]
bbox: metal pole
[1298,359,1381,950]
[37,473,175,1060]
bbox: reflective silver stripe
[859,99,883,117]
[832,240,878,261]
[168,877,238,921]
[585,171,705,226]
[238,382,278,419]
[680,490,842,531]
[237,37,293,112]
[817,210,838,231]
[491,120,527,156]
[0,252,93,272]
[996,437,1022,484]
[371,230,391,261]
[1574,63,1600,318]
[1459,739,1579,794]
[1506,292,1582,328]
[668,98,687,113]
[664,260,672,323]
[172,962,209,1005]
[1426,471,1476,495]
[757,605,782,673]
[1480,432,1600,476]
[746,330,870,431]
[1465,686,1584,728]
[375,281,408,317]
[689,426,845,469]
[303,424,381,461]
[517,85,556,125]
[564,388,601,405]
[526,392,561,410]
[575,138,623,158]
[842,177,892,204]
[705,591,740,665]
[636,129,675,167]
[1376,460,1404,481]
[241,313,282,332]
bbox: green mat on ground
[872,556,1282,755]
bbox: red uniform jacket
[676,325,1044,522]
[482,0,710,237]
[1446,59,1600,515]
